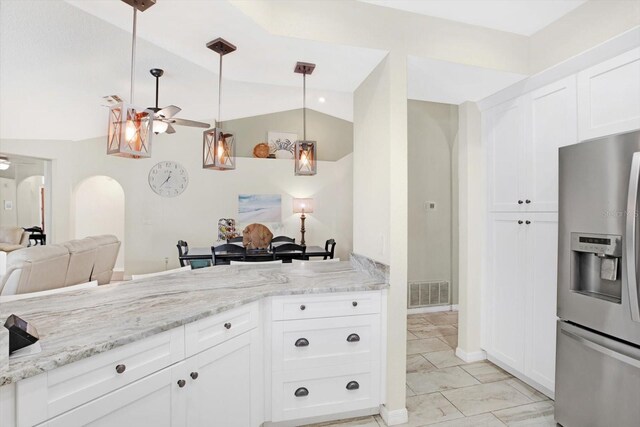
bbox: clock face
[148,161,189,197]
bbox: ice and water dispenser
[570,232,623,303]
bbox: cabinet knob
[526,220,531,225]
[190,372,199,380]
[518,200,524,204]
[294,387,309,397]
[177,379,186,388]
[346,381,360,390]
[352,301,358,307]
[224,322,232,330]
[346,333,361,343]
[518,220,524,225]
[300,304,306,311]
[115,364,126,374]
[295,338,310,347]
[525,199,531,204]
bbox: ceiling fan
[103,68,210,135]
[147,68,210,135]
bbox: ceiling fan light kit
[294,62,317,176]
[0,156,11,171]
[107,0,155,159]
[203,38,237,171]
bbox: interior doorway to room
[74,176,125,272]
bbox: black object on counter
[4,314,39,354]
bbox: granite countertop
[0,260,388,386]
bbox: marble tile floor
[308,311,554,427]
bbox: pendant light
[294,62,317,176]
[107,0,155,158]
[203,38,236,170]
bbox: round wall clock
[148,161,189,197]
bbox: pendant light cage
[107,1,155,159]
[203,38,237,171]
[294,62,317,176]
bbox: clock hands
[159,172,172,188]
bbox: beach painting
[238,194,282,223]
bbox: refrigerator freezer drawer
[555,321,640,427]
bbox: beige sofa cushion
[0,243,25,252]
[62,238,98,286]
[87,235,121,285]
[0,226,24,245]
[1,245,70,295]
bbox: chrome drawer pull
[352,301,358,307]
[224,322,231,329]
[177,379,186,388]
[294,387,309,397]
[346,333,360,343]
[190,372,199,380]
[346,381,360,390]
[115,364,126,374]
[300,304,306,311]
[295,338,310,347]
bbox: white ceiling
[408,56,528,105]
[360,0,587,36]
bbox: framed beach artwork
[238,194,282,223]
[267,132,297,159]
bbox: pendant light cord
[303,73,306,141]
[130,7,137,104]
[218,53,223,125]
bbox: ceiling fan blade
[156,105,181,119]
[167,118,210,128]
[166,124,177,134]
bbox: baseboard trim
[455,347,486,363]
[407,304,458,314]
[379,405,408,426]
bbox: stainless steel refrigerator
[556,130,640,427]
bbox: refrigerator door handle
[561,328,640,369]
[626,152,640,322]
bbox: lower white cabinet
[485,213,558,395]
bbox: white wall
[74,175,125,270]
[16,175,43,229]
[0,178,16,227]
[1,130,353,275]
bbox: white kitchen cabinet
[526,76,577,212]
[40,362,187,427]
[486,213,558,395]
[186,329,262,427]
[578,47,640,141]
[488,77,577,213]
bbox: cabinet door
[526,76,577,212]
[487,214,526,371]
[187,329,261,427]
[524,214,558,393]
[42,363,187,427]
[488,98,526,212]
[578,47,640,140]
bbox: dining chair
[212,244,246,265]
[324,239,336,260]
[227,236,243,244]
[272,243,306,262]
[270,235,295,250]
[176,240,189,267]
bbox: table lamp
[292,198,314,246]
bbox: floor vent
[408,281,451,308]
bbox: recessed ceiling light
[318,97,326,103]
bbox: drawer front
[185,302,259,357]
[271,292,381,321]
[272,315,380,371]
[271,364,380,422]
[17,328,184,427]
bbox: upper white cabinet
[487,76,577,213]
[578,47,640,141]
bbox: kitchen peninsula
[0,260,388,427]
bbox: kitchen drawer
[16,327,184,427]
[271,363,380,422]
[271,292,381,321]
[272,315,381,371]
[185,302,259,357]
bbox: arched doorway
[74,176,125,271]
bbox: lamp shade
[293,198,314,214]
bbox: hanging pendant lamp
[294,62,317,176]
[203,38,236,170]
[107,0,155,159]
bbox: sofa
[0,235,121,296]
[0,226,29,253]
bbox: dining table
[180,244,331,264]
